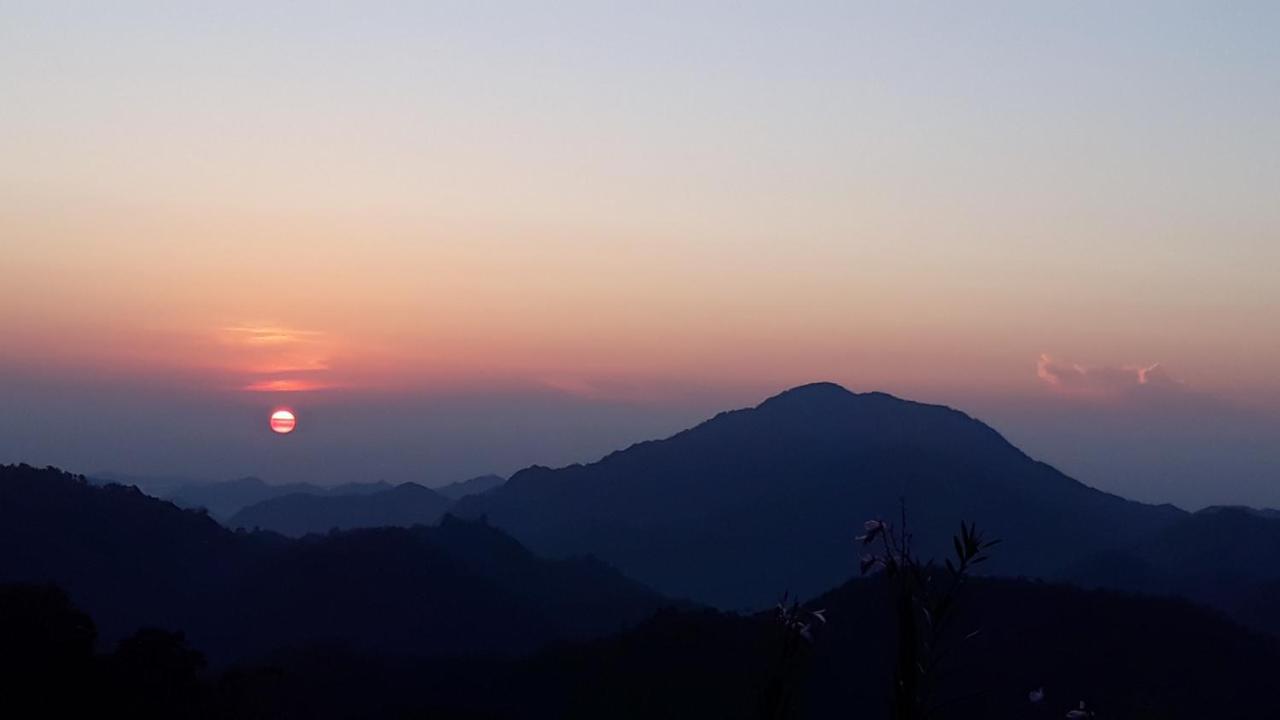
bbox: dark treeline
[5,575,1280,719]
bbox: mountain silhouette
[435,473,506,500]
[0,464,667,662]
[227,481,453,536]
[1068,506,1280,635]
[92,473,396,519]
[167,476,392,519]
[455,382,1185,607]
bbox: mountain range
[0,464,666,662]
[8,381,1280,716]
[91,472,507,525]
[223,475,507,536]
[436,473,506,499]
[1067,505,1280,636]
[226,481,453,536]
[166,476,393,519]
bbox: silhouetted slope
[0,464,666,662]
[219,516,667,661]
[1068,506,1280,635]
[0,464,257,643]
[436,473,506,500]
[455,383,1184,607]
[227,482,452,536]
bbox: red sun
[270,409,296,434]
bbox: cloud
[242,378,334,393]
[219,324,338,393]
[1036,354,1183,398]
[221,325,324,347]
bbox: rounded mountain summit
[454,382,1183,608]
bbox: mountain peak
[753,383,909,418]
[456,384,1182,607]
[766,381,855,401]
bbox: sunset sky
[3,2,1278,508]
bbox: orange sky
[3,199,1277,407]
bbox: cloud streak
[220,324,339,393]
[242,378,334,393]
[1036,354,1183,398]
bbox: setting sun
[269,409,296,435]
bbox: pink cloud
[1036,354,1183,398]
[242,378,334,393]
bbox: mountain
[455,383,1186,608]
[1068,506,1280,635]
[91,473,395,519]
[0,464,667,662]
[3,465,258,644]
[1200,504,1280,520]
[217,517,667,661]
[227,481,453,536]
[166,476,392,519]
[435,473,506,500]
[88,471,202,498]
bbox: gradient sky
[2,2,1278,509]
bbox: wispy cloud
[1036,353,1183,398]
[221,325,324,346]
[242,378,333,393]
[220,323,339,393]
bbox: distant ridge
[1068,505,1280,636]
[90,474,394,519]
[1199,504,1280,520]
[227,481,452,537]
[435,473,505,500]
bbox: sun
[269,409,296,434]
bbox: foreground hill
[227,482,453,536]
[17,575,1272,719]
[0,464,667,661]
[456,383,1185,607]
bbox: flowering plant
[859,506,999,720]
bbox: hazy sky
[2,2,1278,508]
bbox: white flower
[1028,687,1044,703]
[810,609,827,624]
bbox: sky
[2,2,1278,509]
